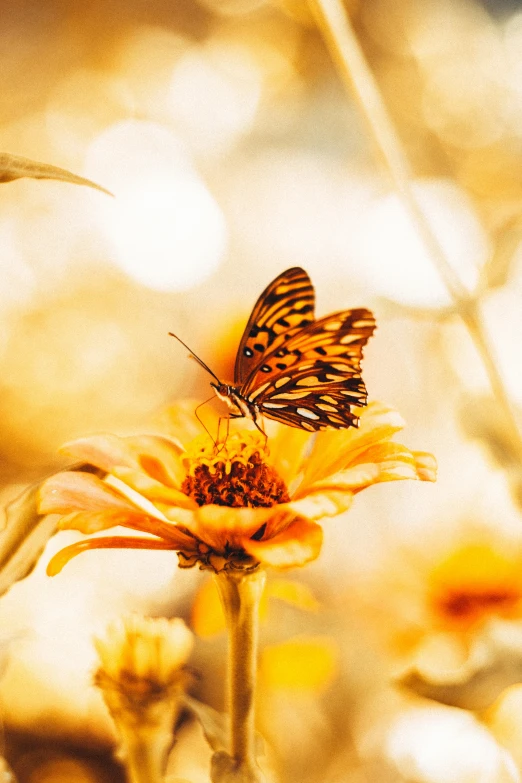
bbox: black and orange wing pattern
[234,267,315,385]
[242,308,376,431]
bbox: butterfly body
[211,382,260,424]
[211,268,376,433]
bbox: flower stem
[117,725,170,783]
[214,568,267,783]
[308,0,522,449]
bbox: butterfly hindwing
[258,374,367,430]
[234,267,315,385]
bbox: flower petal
[39,471,143,516]
[289,490,354,519]
[413,451,438,482]
[303,446,436,496]
[266,424,313,485]
[266,578,320,612]
[39,471,197,545]
[62,433,186,490]
[189,505,282,550]
[259,636,338,691]
[191,577,229,638]
[111,466,197,509]
[298,402,406,492]
[47,535,181,576]
[244,517,323,568]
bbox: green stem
[214,568,266,783]
[309,0,522,450]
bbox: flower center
[181,432,290,508]
[437,589,520,624]
[429,545,522,630]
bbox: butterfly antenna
[169,331,221,383]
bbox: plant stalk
[117,725,170,783]
[214,568,266,782]
[308,0,522,447]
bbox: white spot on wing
[248,382,271,401]
[296,376,320,386]
[273,391,311,400]
[297,408,320,420]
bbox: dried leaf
[0,465,104,597]
[0,483,57,598]
[182,695,229,753]
[0,152,113,196]
[183,695,264,757]
[397,620,522,710]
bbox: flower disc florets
[181,432,290,509]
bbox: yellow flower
[94,615,194,699]
[38,401,436,576]
[355,529,522,672]
[94,615,194,783]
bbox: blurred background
[2,0,522,781]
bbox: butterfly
[171,267,375,434]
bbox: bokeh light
[386,705,520,783]
[168,40,263,158]
[352,179,489,308]
[86,120,227,290]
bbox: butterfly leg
[215,415,231,453]
[194,396,219,448]
[252,414,268,452]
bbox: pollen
[181,432,290,508]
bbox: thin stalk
[117,726,169,783]
[308,0,522,446]
[214,568,266,783]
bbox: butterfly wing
[234,267,315,385]
[242,308,376,431]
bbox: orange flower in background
[38,401,436,576]
[354,528,522,675]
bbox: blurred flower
[94,615,193,783]
[38,401,435,576]
[94,615,193,696]
[355,525,522,697]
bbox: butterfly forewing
[241,308,375,395]
[234,267,315,385]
